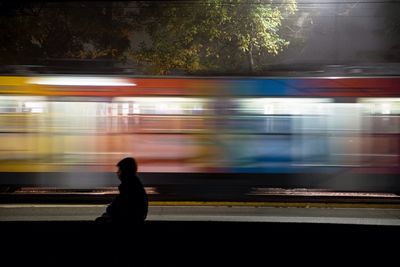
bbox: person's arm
[105,195,122,217]
[95,211,111,222]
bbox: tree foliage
[0,2,133,65]
[133,0,297,74]
[0,1,299,74]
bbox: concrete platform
[1,220,399,266]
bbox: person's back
[95,157,148,265]
[106,172,148,223]
[96,157,148,224]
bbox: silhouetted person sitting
[95,157,148,265]
[96,157,148,224]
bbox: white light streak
[29,76,136,87]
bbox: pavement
[1,204,400,225]
[1,190,400,266]
[1,219,399,266]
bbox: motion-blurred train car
[0,74,400,193]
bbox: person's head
[116,157,138,179]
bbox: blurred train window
[109,97,211,133]
[233,98,332,134]
[113,97,209,115]
[0,96,47,135]
[237,98,332,115]
[359,98,400,134]
[359,98,400,115]
[0,96,46,113]
[0,96,48,162]
[46,101,101,133]
[356,98,400,165]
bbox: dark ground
[2,220,399,266]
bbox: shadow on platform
[1,220,399,266]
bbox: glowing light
[29,76,136,86]
[133,103,140,114]
[263,104,274,115]
[358,98,400,103]
[24,102,45,113]
[381,103,391,115]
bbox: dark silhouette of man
[95,157,149,265]
[96,157,148,224]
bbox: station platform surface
[1,203,400,225]
[1,219,399,266]
[1,189,400,266]
[1,202,400,266]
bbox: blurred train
[1,74,400,193]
